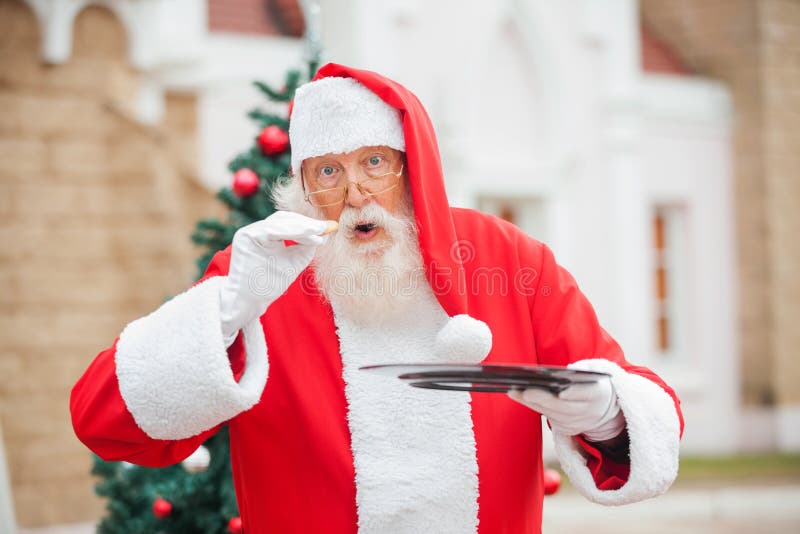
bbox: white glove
[508,378,626,442]
[219,211,330,347]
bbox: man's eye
[368,156,383,166]
[320,166,335,176]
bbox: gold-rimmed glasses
[303,164,404,208]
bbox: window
[652,205,689,358]
[479,196,548,240]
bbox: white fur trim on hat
[289,77,405,175]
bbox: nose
[344,173,369,208]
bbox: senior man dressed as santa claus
[71,63,683,533]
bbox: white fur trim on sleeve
[552,359,680,505]
[115,276,268,440]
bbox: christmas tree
[191,64,311,276]
[90,60,317,533]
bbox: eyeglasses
[303,164,404,208]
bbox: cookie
[321,220,339,235]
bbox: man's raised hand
[219,211,334,346]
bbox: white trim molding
[776,405,800,452]
[0,422,17,534]
[23,0,206,68]
[22,0,208,125]
[740,405,800,453]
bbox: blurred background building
[0,0,797,530]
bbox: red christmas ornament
[227,516,243,534]
[152,497,173,518]
[543,468,561,495]
[232,168,260,197]
[258,125,289,156]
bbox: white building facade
[319,0,739,455]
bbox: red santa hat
[290,64,471,318]
[289,76,406,177]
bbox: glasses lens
[307,189,345,207]
[360,174,399,196]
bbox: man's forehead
[304,146,403,165]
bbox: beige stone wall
[759,0,800,406]
[0,0,222,527]
[641,0,800,407]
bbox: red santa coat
[71,64,683,534]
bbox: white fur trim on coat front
[115,276,268,440]
[552,359,680,505]
[333,288,483,533]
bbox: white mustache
[336,203,415,241]
[338,204,390,234]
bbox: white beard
[272,175,426,325]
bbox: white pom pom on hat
[289,77,406,176]
[434,315,493,363]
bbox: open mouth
[355,223,377,232]
[353,222,379,240]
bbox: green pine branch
[252,69,302,102]
[245,111,289,130]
